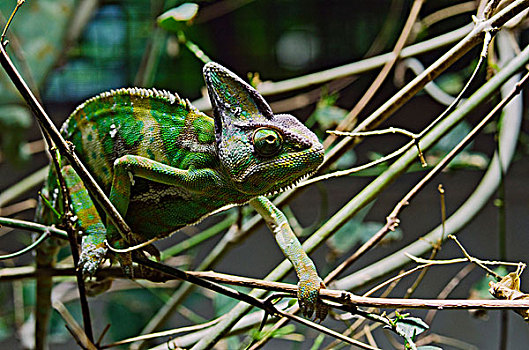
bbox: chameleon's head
[203,62,324,196]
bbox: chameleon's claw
[297,276,328,321]
[314,300,329,322]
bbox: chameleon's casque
[34,62,325,348]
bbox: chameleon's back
[61,88,218,191]
[57,88,231,236]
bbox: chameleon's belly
[124,180,239,240]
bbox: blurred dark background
[1,0,529,349]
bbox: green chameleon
[35,62,326,347]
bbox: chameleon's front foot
[79,235,108,276]
[298,274,329,321]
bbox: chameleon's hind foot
[298,276,328,321]
[79,235,108,276]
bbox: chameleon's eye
[253,128,282,157]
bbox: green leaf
[250,324,298,341]
[395,316,429,339]
[269,324,297,338]
[313,104,348,130]
[432,121,472,152]
[157,3,199,33]
[428,121,488,170]
[417,346,444,350]
[334,149,357,170]
[287,298,297,308]
[309,333,325,350]
[328,202,402,256]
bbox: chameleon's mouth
[262,170,317,197]
[236,147,324,196]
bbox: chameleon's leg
[249,196,327,320]
[107,155,220,275]
[61,165,107,276]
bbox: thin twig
[449,235,502,279]
[102,317,224,349]
[133,257,371,349]
[322,0,529,169]
[420,2,477,29]
[53,300,97,350]
[362,264,434,297]
[424,264,475,324]
[0,231,50,260]
[303,21,493,189]
[332,293,529,310]
[405,253,522,268]
[327,127,427,166]
[0,0,24,44]
[388,68,529,223]
[328,127,418,139]
[323,0,425,148]
[0,216,68,239]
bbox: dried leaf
[489,272,529,321]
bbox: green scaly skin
[35,62,325,347]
